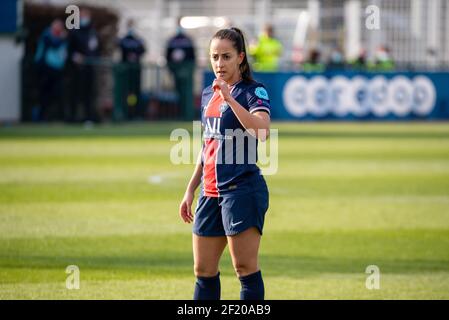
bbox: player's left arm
[213,79,270,141]
[229,105,270,141]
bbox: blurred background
[1,0,449,124]
[1,0,449,300]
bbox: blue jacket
[34,28,68,70]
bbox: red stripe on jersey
[203,138,219,197]
[205,92,222,117]
[202,84,240,197]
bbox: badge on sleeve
[255,87,269,100]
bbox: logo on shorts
[230,220,243,228]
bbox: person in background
[348,48,367,71]
[249,24,283,72]
[368,45,395,71]
[34,19,68,121]
[165,17,196,121]
[303,48,325,72]
[67,7,100,123]
[326,46,345,71]
[118,19,146,120]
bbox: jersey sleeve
[246,84,271,115]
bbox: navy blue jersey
[166,32,196,63]
[119,33,146,63]
[200,80,271,197]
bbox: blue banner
[203,71,449,120]
[0,0,18,34]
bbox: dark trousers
[68,64,97,122]
[168,61,195,121]
[37,65,64,121]
[123,63,143,119]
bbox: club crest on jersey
[220,102,229,113]
[255,87,269,100]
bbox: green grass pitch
[0,122,448,299]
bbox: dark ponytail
[212,27,253,82]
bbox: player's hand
[212,79,231,101]
[179,191,194,223]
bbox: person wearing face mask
[34,19,68,121]
[370,45,395,71]
[117,19,146,120]
[165,17,196,121]
[326,46,345,71]
[67,7,100,123]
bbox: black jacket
[166,32,195,64]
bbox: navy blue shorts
[192,177,269,237]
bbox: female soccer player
[179,27,271,300]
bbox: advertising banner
[204,71,449,120]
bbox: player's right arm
[179,149,203,223]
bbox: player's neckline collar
[229,79,243,88]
